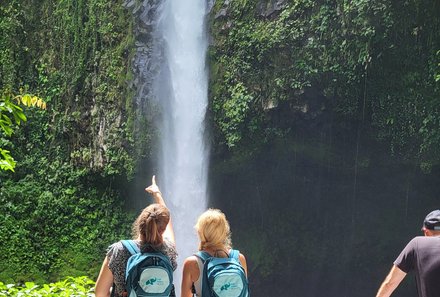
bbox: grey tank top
[193,256,204,296]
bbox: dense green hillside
[0,0,137,283]
[209,0,440,162]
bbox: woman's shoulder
[106,240,133,259]
[107,241,124,255]
[184,255,199,263]
[106,241,133,274]
[162,237,177,252]
[183,255,200,273]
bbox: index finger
[152,175,156,185]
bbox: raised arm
[145,175,175,243]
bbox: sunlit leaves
[0,91,46,171]
[17,94,47,110]
[0,97,25,136]
[0,276,95,296]
[0,148,16,171]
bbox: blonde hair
[132,204,170,246]
[195,208,232,251]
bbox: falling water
[125,0,210,293]
[158,0,210,292]
[158,0,209,261]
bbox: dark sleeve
[163,237,178,271]
[107,241,131,296]
[393,237,417,273]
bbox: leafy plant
[0,90,46,171]
[0,276,95,296]
[209,0,440,167]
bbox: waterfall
[159,0,210,290]
[125,0,210,293]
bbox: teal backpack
[122,240,174,297]
[195,249,249,297]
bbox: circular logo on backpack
[139,267,170,293]
[213,274,244,297]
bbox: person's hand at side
[376,265,406,297]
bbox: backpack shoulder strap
[229,249,240,261]
[121,240,140,255]
[194,251,211,263]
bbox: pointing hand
[145,175,161,195]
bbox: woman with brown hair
[181,208,248,297]
[95,176,177,297]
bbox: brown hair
[195,208,232,251]
[132,204,170,246]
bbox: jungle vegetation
[0,0,439,296]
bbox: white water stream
[156,0,209,293]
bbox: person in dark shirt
[375,209,440,297]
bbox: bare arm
[181,256,199,297]
[94,256,113,297]
[375,265,406,297]
[145,175,175,243]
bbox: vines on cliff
[0,0,138,283]
[209,0,440,168]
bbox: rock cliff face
[124,0,164,109]
[206,1,440,297]
[257,0,287,17]
[0,1,137,174]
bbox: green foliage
[0,148,15,171]
[0,0,137,176]
[0,159,134,283]
[0,95,25,137]
[0,101,134,282]
[210,0,376,148]
[0,93,25,171]
[216,82,255,147]
[0,0,139,283]
[209,0,440,167]
[0,276,95,296]
[0,90,46,171]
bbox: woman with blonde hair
[181,208,248,297]
[95,176,177,297]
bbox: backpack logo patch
[139,267,170,293]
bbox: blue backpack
[195,249,249,297]
[122,240,174,297]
